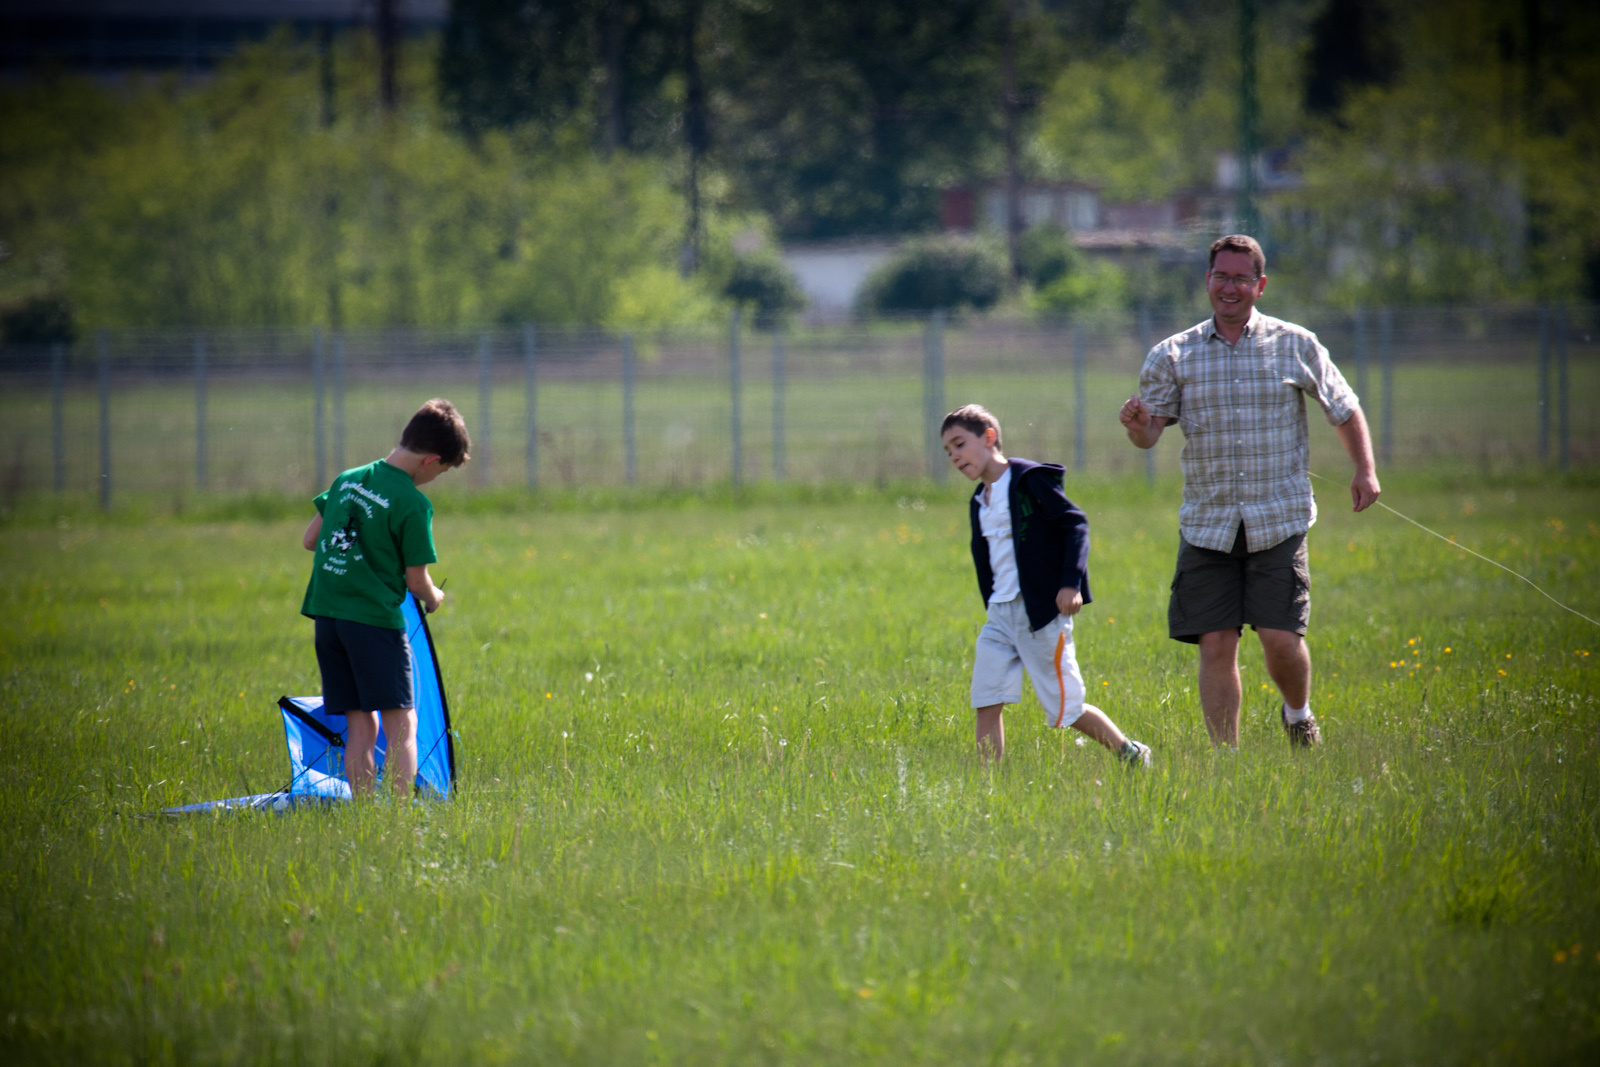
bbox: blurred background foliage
[858,237,1008,317]
[0,0,1596,333]
[0,32,724,331]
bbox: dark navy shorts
[1168,526,1310,644]
[313,616,414,714]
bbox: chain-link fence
[1,305,1595,509]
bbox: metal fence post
[1379,306,1394,467]
[51,341,65,492]
[194,333,207,490]
[477,331,491,486]
[729,309,743,488]
[1073,320,1087,472]
[97,330,111,512]
[1538,305,1551,461]
[313,327,326,489]
[924,310,946,483]
[524,323,538,490]
[332,333,346,474]
[1137,308,1154,485]
[1353,305,1368,406]
[623,333,637,486]
[772,328,786,481]
[1558,303,1570,472]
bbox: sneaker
[1282,708,1322,748]
[1118,739,1152,769]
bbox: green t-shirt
[300,460,437,630]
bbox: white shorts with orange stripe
[970,596,1086,728]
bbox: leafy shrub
[1016,224,1084,289]
[610,265,721,331]
[1032,259,1129,314]
[723,255,807,329]
[859,237,1006,315]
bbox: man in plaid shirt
[1119,235,1380,749]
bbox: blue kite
[166,594,455,813]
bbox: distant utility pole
[1001,1,1023,284]
[377,0,398,113]
[319,20,336,127]
[319,21,342,329]
[681,0,707,276]
[602,1,626,154]
[1236,0,1260,236]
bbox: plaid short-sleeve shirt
[1139,310,1360,553]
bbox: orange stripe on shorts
[1052,627,1069,728]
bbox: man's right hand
[1119,395,1164,448]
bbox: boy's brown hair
[400,398,472,466]
[941,404,1002,449]
[1208,234,1266,277]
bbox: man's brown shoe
[1282,708,1322,748]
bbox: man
[1119,235,1380,748]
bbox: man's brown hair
[1208,234,1266,277]
[400,398,472,466]
[941,403,1002,449]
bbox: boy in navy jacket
[941,404,1151,765]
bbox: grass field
[2,473,1599,1063]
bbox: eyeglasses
[1207,271,1260,288]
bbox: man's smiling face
[1206,248,1266,330]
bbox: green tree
[1279,0,1600,303]
[1032,0,1315,203]
[438,0,685,154]
[715,0,1008,238]
[0,32,727,329]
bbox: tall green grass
[2,476,1598,1063]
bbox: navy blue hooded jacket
[968,458,1093,632]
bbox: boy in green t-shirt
[300,398,471,798]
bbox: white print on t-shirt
[322,480,391,574]
[341,480,391,509]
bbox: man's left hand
[1350,471,1381,512]
[1056,587,1083,617]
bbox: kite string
[1308,471,1600,629]
[1136,397,1593,628]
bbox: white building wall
[779,241,899,321]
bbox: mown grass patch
[2,476,1598,1063]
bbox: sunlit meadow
[2,474,1597,1063]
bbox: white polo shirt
[978,465,1020,604]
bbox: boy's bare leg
[380,708,418,798]
[1258,628,1311,709]
[344,711,380,796]
[1069,704,1128,752]
[976,704,1005,762]
[1197,629,1242,746]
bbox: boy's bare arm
[302,514,322,551]
[405,564,445,613]
[1056,587,1083,616]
